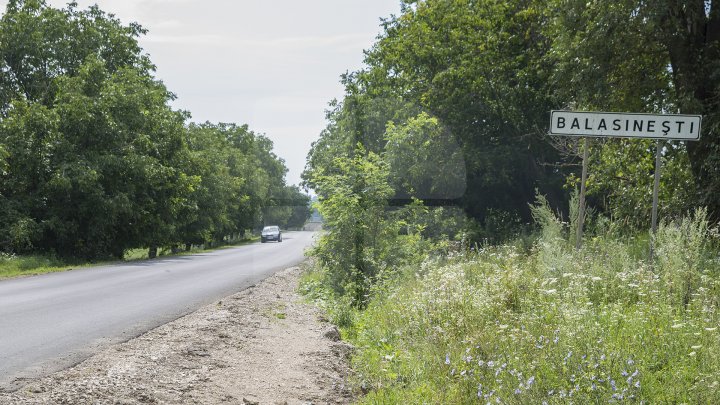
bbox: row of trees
[303,0,720,304]
[305,0,720,234]
[0,0,309,259]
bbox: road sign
[550,111,702,140]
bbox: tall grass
[0,252,73,279]
[303,204,720,403]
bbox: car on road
[260,225,282,243]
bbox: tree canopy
[305,0,720,236]
[0,0,309,259]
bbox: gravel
[0,265,353,405]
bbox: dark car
[260,225,282,243]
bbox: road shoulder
[0,264,354,405]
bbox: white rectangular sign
[550,111,702,140]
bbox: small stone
[323,326,341,341]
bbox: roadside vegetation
[303,202,720,403]
[300,0,720,403]
[0,0,310,263]
[0,235,259,279]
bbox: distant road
[0,231,315,389]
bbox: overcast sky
[1,0,401,187]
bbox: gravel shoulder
[0,264,354,405]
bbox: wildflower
[514,388,522,395]
[631,370,639,378]
[478,359,485,367]
[621,370,628,377]
[526,376,535,388]
[553,335,559,344]
[600,354,606,361]
[591,383,597,391]
[477,384,483,399]
[487,360,495,368]
[445,353,451,365]
[611,379,617,391]
[634,380,640,389]
[627,358,634,365]
[548,389,554,396]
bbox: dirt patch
[0,265,354,405]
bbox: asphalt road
[0,231,315,389]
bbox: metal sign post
[549,111,702,257]
[576,138,590,249]
[649,140,663,262]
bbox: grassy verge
[301,210,720,403]
[0,237,259,280]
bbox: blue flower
[445,353,451,365]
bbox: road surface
[0,231,315,389]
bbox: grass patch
[0,253,83,279]
[302,209,720,403]
[0,237,260,280]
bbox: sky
[1,0,402,188]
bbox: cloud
[144,33,371,50]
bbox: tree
[306,0,568,233]
[546,0,720,219]
[0,0,151,112]
[310,144,397,306]
[384,112,466,201]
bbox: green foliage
[546,0,720,219]
[309,144,399,306]
[304,0,570,238]
[384,112,466,200]
[333,209,720,403]
[583,139,698,229]
[0,1,298,259]
[363,0,567,223]
[0,251,71,279]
